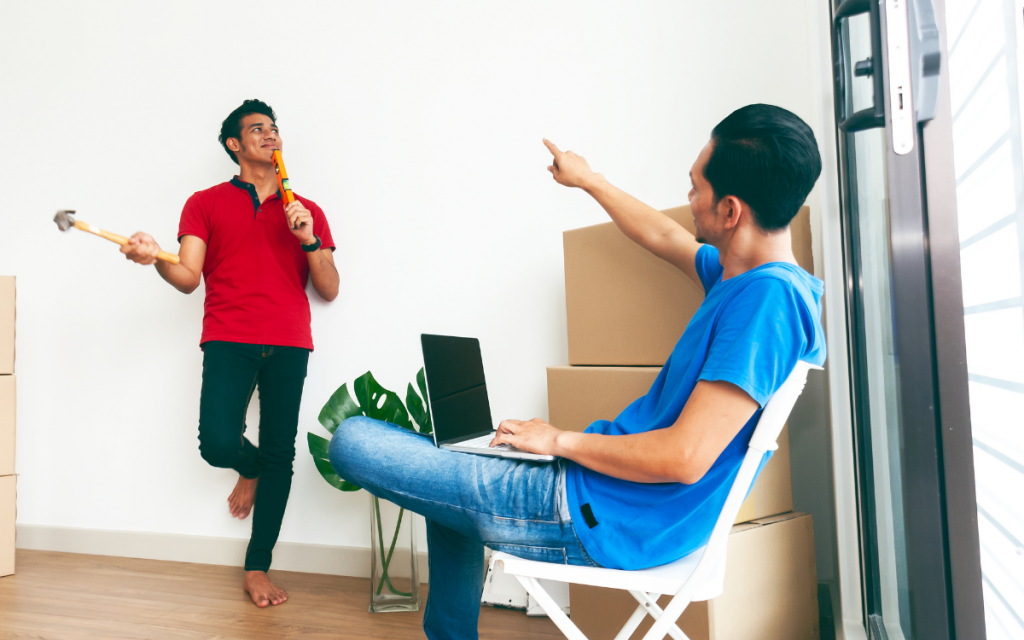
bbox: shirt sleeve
[695,244,723,293]
[698,276,812,406]
[306,199,336,251]
[177,192,210,244]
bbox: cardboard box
[0,376,12,477]
[563,206,812,366]
[548,365,663,434]
[0,276,13,374]
[0,474,14,577]
[569,512,818,640]
[547,365,792,524]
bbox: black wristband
[302,235,322,252]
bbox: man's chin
[695,236,707,244]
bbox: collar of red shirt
[230,176,283,215]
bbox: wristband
[302,235,322,252]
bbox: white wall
[0,1,830,563]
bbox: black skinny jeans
[198,341,309,572]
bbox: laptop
[421,334,556,462]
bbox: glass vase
[369,494,421,612]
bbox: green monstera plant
[307,369,431,602]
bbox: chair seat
[491,546,726,602]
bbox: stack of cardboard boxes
[548,207,818,640]
[1,276,15,578]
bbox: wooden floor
[0,549,562,640]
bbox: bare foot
[228,475,258,519]
[244,570,288,607]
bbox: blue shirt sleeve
[698,276,812,406]
[695,245,723,293]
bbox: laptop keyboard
[457,433,513,450]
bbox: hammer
[53,210,181,265]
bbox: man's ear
[720,195,745,230]
[226,137,242,153]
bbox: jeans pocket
[485,543,567,565]
[569,522,602,568]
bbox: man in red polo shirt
[121,99,338,608]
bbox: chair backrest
[682,360,819,598]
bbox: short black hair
[218,99,277,165]
[704,104,821,232]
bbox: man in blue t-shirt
[328,104,825,640]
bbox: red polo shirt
[178,177,336,350]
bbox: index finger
[542,138,563,159]
[490,429,514,447]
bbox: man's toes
[263,584,286,605]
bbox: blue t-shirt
[565,244,826,570]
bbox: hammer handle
[73,220,181,265]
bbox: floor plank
[0,550,562,640]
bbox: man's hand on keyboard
[491,418,564,456]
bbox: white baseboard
[16,524,430,581]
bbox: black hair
[218,99,277,165]
[704,104,821,232]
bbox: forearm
[154,260,201,294]
[307,249,339,301]
[553,429,695,484]
[583,175,689,250]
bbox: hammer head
[54,210,76,232]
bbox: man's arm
[306,246,339,302]
[544,139,704,285]
[286,200,339,302]
[122,233,206,294]
[491,379,759,485]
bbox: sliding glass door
[830,0,988,638]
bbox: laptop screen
[421,334,495,444]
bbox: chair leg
[613,599,650,640]
[640,591,694,640]
[630,591,689,640]
[512,575,589,640]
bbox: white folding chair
[490,361,820,640]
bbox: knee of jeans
[259,446,296,474]
[198,436,237,469]
[328,416,380,476]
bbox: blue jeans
[328,417,598,640]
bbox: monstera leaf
[307,431,359,491]
[309,370,426,492]
[318,371,413,433]
[406,368,431,435]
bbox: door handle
[834,0,886,132]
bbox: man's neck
[237,162,279,204]
[716,226,797,281]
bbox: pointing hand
[543,138,599,190]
